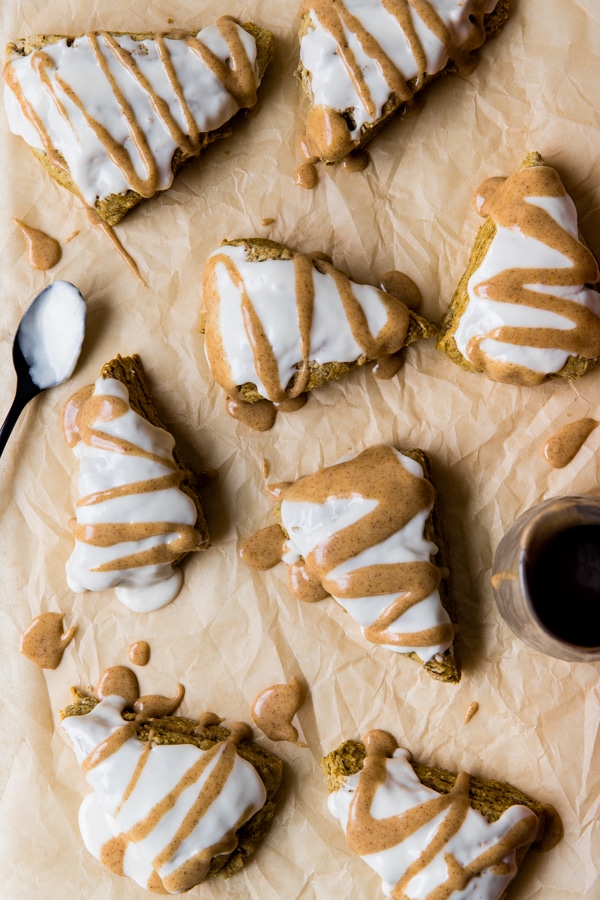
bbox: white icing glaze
[204,243,399,401]
[328,746,537,900]
[63,696,266,894]
[18,281,85,389]
[299,0,498,140]
[280,448,452,662]
[4,25,259,205]
[455,192,600,374]
[66,377,198,612]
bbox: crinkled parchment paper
[1,0,599,897]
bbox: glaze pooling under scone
[62,692,267,893]
[63,376,199,612]
[298,0,499,162]
[327,730,539,900]
[453,164,600,384]
[3,20,264,218]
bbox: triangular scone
[296,0,510,164]
[323,731,544,900]
[63,354,210,612]
[200,238,436,429]
[240,445,460,683]
[437,152,600,384]
[3,21,273,224]
[61,676,282,893]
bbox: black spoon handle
[0,392,30,458]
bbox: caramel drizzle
[202,251,409,402]
[64,386,197,571]
[467,166,600,384]
[301,0,489,158]
[347,731,538,899]
[284,445,453,649]
[84,708,253,893]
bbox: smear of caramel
[20,612,76,669]
[251,676,307,745]
[542,418,598,468]
[13,219,61,269]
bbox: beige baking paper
[0,0,599,897]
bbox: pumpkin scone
[240,444,460,683]
[3,20,274,224]
[323,730,546,899]
[437,152,600,384]
[200,238,436,429]
[296,0,511,165]
[63,354,209,612]
[60,666,282,894]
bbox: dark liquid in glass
[526,525,600,647]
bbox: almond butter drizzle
[203,250,410,426]
[300,0,490,161]
[63,384,198,571]
[251,676,307,745]
[542,417,598,468]
[13,218,61,270]
[466,166,600,384]
[80,666,254,893]
[347,730,539,899]
[4,20,258,281]
[20,612,77,669]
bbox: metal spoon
[0,281,86,457]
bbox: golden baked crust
[5,24,274,225]
[296,0,511,163]
[100,353,210,553]
[61,688,282,880]
[200,237,438,404]
[437,151,600,379]
[322,737,543,896]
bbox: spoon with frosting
[0,281,86,457]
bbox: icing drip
[299,0,497,161]
[329,730,539,899]
[63,377,199,612]
[455,165,600,383]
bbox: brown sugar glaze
[251,676,306,745]
[13,219,61,269]
[542,417,598,468]
[346,730,539,899]
[62,384,198,571]
[20,612,77,669]
[128,640,151,666]
[85,666,252,893]
[242,446,453,652]
[203,250,410,429]
[300,0,491,161]
[4,20,258,281]
[466,167,600,384]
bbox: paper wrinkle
[1,0,600,897]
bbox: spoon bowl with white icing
[0,281,86,457]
